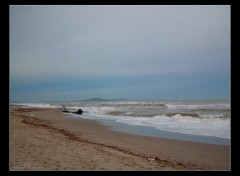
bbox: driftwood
[62,105,70,113]
[74,109,83,115]
[62,104,83,115]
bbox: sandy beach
[9,106,230,171]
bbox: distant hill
[81,98,130,101]
[82,98,107,101]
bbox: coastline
[10,106,230,170]
[67,113,230,146]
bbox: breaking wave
[11,99,230,139]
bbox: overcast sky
[10,5,230,101]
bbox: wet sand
[9,106,230,170]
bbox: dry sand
[9,106,230,170]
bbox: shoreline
[64,113,230,146]
[10,106,230,170]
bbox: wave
[114,114,230,139]
[11,102,60,108]
[106,111,125,116]
[13,100,230,139]
[165,112,229,119]
[166,112,199,118]
[104,101,167,107]
[166,103,230,110]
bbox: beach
[9,106,230,170]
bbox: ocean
[11,99,230,145]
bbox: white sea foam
[166,103,230,110]
[199,114,228,119]
[67,106,116,116]
[114,114,230,139]
[14,99,230,139]
[61,100,230,139]
[108,101,144,105]
[11,103,60,108]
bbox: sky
[10,5,230,101]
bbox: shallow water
[64,113,230,146]
[11,99,231,143]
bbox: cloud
[10,5,230,100]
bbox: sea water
[11,99,230,145]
